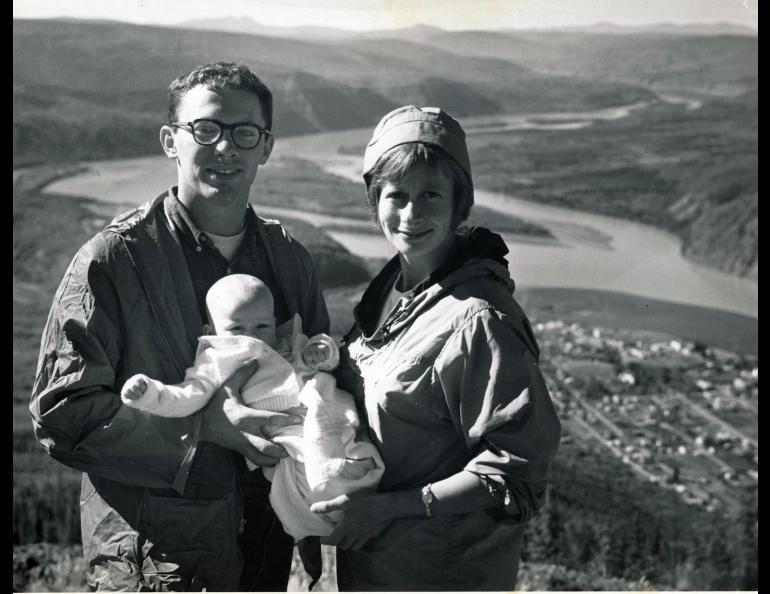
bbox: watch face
[422,487,434,504]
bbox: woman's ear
[159,125,178,159]
[202,323,215,336]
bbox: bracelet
[421,483,435,517]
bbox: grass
[14,464,82,546]
[13,542,661,592]
[13,543,88,592]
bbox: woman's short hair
[167,62,273,130]
[365,143,474,228]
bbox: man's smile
[395,228,433,239]
[206,165,241,173]
[204,165,243,179]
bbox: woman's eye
[384,192,407,203]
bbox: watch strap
[421,483,435,517]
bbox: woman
[311,105,561,590]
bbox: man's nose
[214,130,239,157]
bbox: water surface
[44,99,757,318]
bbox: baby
[121,274,384,540]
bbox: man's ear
[258,134,275,165]
[202,323,215,336]
[159,125,178,159]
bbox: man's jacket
[29,191,329,591]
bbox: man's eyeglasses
[170,118,272,150]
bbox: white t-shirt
[207,228,246,262]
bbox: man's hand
[310,491,396,550]
[199,359,303,467]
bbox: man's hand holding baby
[200,360,304,468]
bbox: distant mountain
[356,24,446,40]
[538,21,757,36]
[177,17,357,42]
[176,18,757,40]
[177,19,448,43]
[418,29,758,97]
[12,17,653,163]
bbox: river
[43,99,757,319]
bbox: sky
[12,0,758,32]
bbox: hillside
[13,18,757,280]
[418,29,758,97]
[13,18,653,166]
[469,92,757,279]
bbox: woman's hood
[386,257,514,338]
[356,227,516,342]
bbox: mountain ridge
[173,16,756,39]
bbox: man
[30,62,329,591]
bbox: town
[535,320,758,513]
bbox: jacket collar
[353,226,513,341]
[164,188,258,251]
[107,191,201,376]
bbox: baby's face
[210,293,277,346]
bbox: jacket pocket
[137,492,243,592]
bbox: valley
[13,17,757,591]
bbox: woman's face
[377,160,457,276]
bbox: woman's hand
[310,490,399,550]
[311,473,506,549]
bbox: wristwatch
[421,483,435,517]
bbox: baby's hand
[302,343,330,367]
[123,377,148,401]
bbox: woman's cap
[362,105,472,183]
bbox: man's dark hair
[167,62,273,130]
